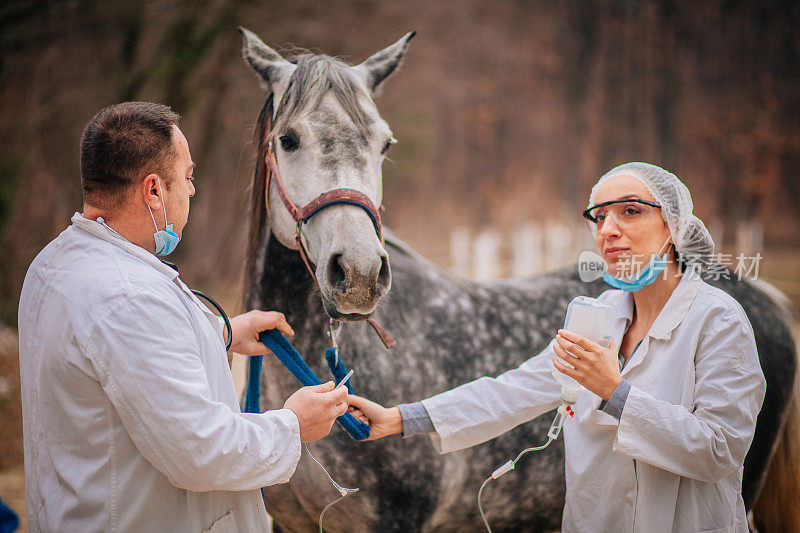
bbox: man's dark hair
[80,102,180,209]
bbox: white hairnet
[588,162,714,270]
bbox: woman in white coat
[349,162,766,533]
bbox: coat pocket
[698,526,737,533]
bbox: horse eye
[279,133,299,152]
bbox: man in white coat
[18,102,348,532]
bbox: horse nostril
[376,254,391,292]
[326,253,347,294]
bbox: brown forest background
[0,1,799,526]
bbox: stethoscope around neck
[189,288,233,351]
[162,260,236,351]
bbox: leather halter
[263,117,395,350]
[264,151,384,242]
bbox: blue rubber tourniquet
[244,329,370,441]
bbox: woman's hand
[552,329,622,401]
[229,310,294,355]
[346,395,403,441]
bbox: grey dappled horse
[238,28,798,532]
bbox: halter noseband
[264,150,384,242]
[263,118,395,350]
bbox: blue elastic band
[244,329,370,441]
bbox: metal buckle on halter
[294,219,306,250]
[327,318,342,366]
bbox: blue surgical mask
[603,237,671,292]
[148,177,180,256]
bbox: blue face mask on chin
[603,237,671,292]
[148,177,180,256]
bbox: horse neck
[250,232,329,337]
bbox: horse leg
[263,483,319,533]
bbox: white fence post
[450,226,472,278]
[544,221,573,270]
[473,228,501,280]
[511,221,543,277]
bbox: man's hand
[229,310,294,356]
[552,329,622,401]
[346,395,403,441]
[284,382,349,443]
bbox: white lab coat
[18,213,301,533]
[422,272,765,532]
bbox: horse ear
[355,31,416,94]
[238,27,294,93]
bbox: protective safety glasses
[582,198,662,232]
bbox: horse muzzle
[318,246,391,318]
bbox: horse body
[238,29,798,532]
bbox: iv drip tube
[477,401,574,532]
[305,444,359,533]
[477,437,554,533]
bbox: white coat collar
[71,212,179,281]
[647,271,701,340]
[608,269,701,341]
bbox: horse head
[240,27,413,320]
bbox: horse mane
[244,94,272,310]
[274,53,371,139]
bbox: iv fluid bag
[552,296,616,400]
